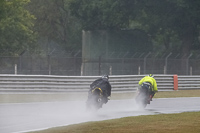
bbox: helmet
[102,75,109,79]
[149,74,154,78]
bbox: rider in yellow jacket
[139,74,158,97]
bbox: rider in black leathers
[89,75,111,104]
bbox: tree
[134,0,200,55]
[0,0,37,56]
[28,0,82,52]
[68,0,200,56]
[68,0,137,30]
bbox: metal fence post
[186,54,192,75]
[138,66,140,75]
[98,56,101,75]
[48,55,51,75]
[144,52,151,74]
[15,64,17,75]
[164,53,172,74]
[109,66,112,75]
[190,66,192,75]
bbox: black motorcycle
[86,87,105,111]
[135,82,153,108]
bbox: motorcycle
[86,87,105,111]
[135,82,153,108]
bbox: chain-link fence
[0,56,82,75]
[82,57,200,75]
[1,52,200,76]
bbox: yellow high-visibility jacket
[139,76,158,92]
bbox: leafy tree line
[0,0,37,56]
[68,0,200,57]
[28,0,82,54]
[1,0,200,57]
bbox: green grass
[154,89,200,98]
[29,90,200,133]
[110,89,200,100]
[30,112,200,133]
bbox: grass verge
[154,89,200,98]
[30,112,200,133]
[110,89,200,100]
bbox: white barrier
[0,74,175,93]
[178,75,200,90]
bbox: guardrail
[178,75,200,90]
[0,74,199,93]
[0,74,175,93]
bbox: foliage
[28,0,82,52]
[2,0,200,57]
[68,0,137,30]
[0,0,37,56]
[134,0,200,55]
[68,0,200,56]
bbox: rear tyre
[135,93,148,108]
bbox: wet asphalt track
[0,97,200,133]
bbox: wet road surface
[0,97,200,133]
